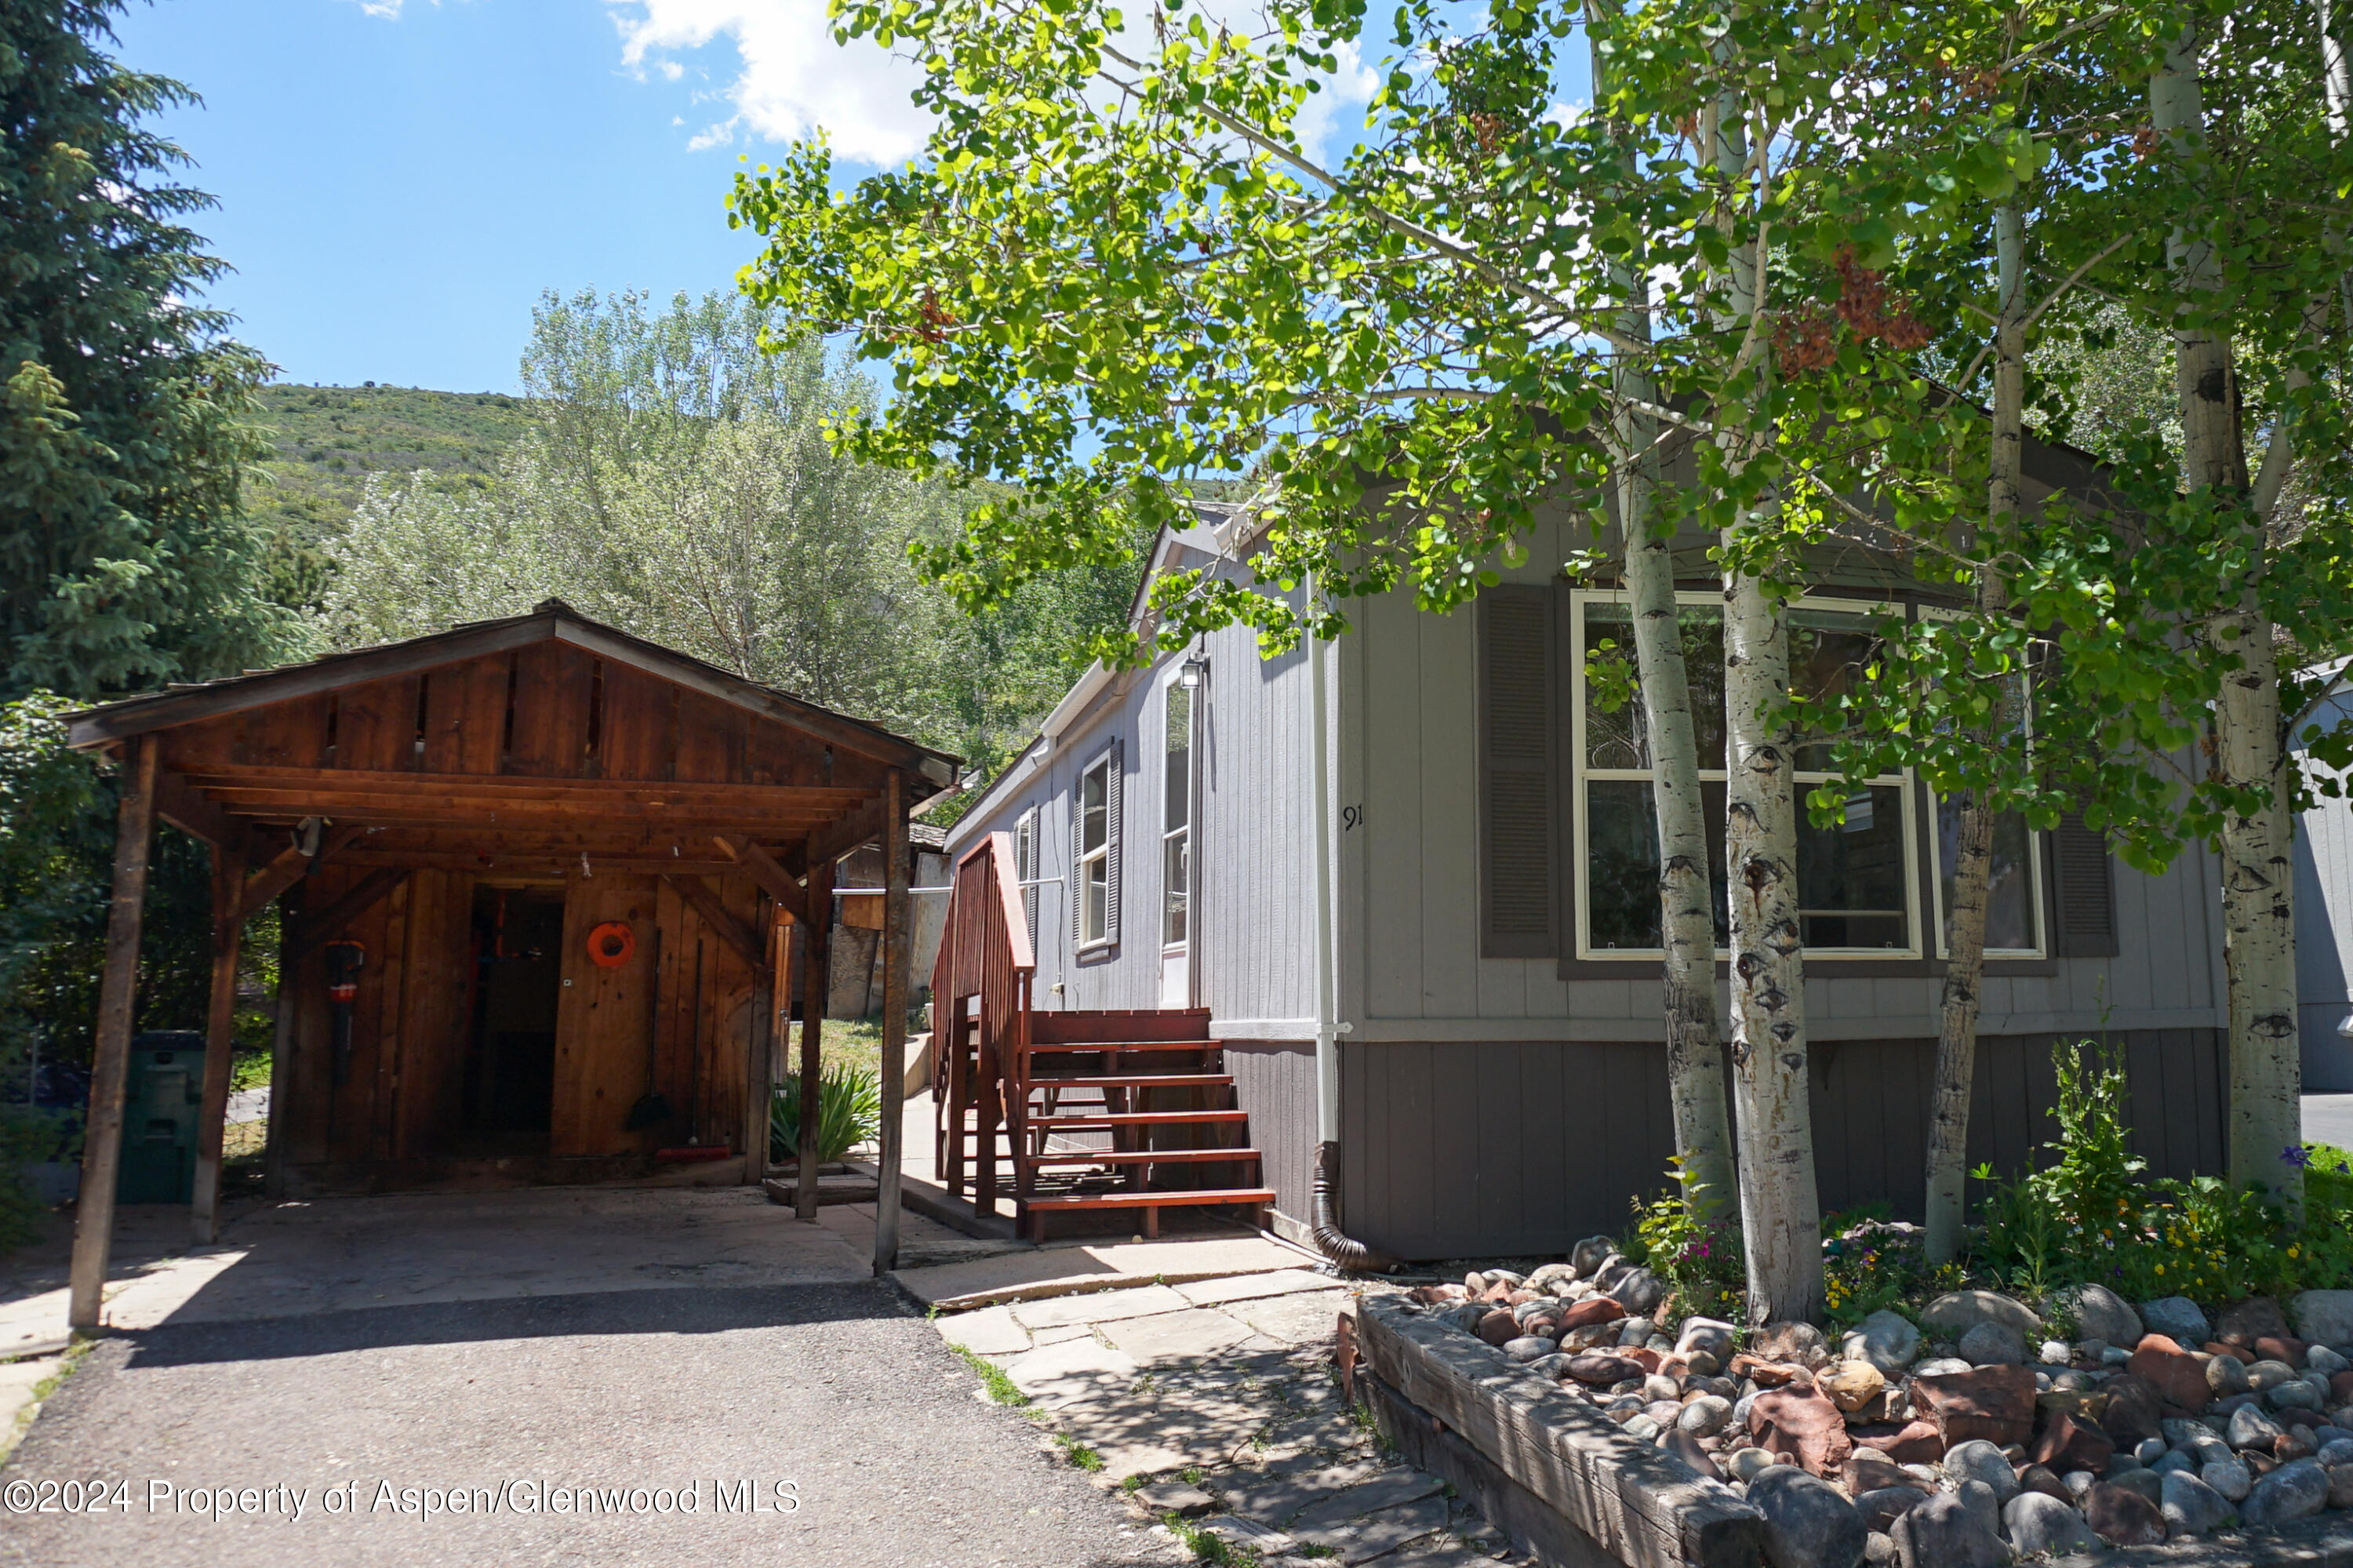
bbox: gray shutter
[2051,812,2118,958]
[1478,585,1560,959]
[1105,738,1123,947]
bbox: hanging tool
[624,928,671,1131]
[325,940,365,1087]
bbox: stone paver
[1011,1282,1190,1330]
[1100,1306,1260,1361]
[930,1267,1528,1567]
[895,1234,1308,1308]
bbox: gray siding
[1340,1029,2229,1260]
[1224,1039,1318,1227]
[2295,677,2353,1091]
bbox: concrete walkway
[927,1268,1527,1566]
[0,1188,1177,1568]
[2308,1093,2353,1151]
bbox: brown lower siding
[1306,1029,2228,1261]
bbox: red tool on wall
[325,940,365,1087]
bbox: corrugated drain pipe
[1304,577,1398,1275]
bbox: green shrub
[1628,1156,1745,1319]
[769,1063,882,1164]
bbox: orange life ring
[587,922,636,968]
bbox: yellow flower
[2155,1264,2164,1275]
[2289,1246,2300,1259]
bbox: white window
[1570,590,1921,960]
[1930,798,2047,959]
[1162,682,1192,949]
[1076,750,1116,948]
[1014,806,1040,950]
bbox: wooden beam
[795,863,832,1221]
[875,768,911,1275]
[191,843,249,1243]
[175,762,871,810]
[238,841,311,924]
[791,799,885,879]
[154,768,241,849]
[69,736,159,1333]
[744,900,776,1188]
[664,873,765,971]
[715,835,809,926]
[286,868,411,963]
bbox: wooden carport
[60,600,955,1333]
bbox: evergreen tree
[0,0,286,698]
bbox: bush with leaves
[769,1063,882,1166]
[1627,1158,1744,1321]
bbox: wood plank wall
[1224,1039,1318,1226]
[1337,1028,2229,1260]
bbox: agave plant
[770,1063,882,1166]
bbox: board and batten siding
[2294,673,2353,1092]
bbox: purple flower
[2282,1145,2314,1169]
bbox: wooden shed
[60,601,954,1330]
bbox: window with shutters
[1569,588,1921,960]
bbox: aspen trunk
[2153,31,2303,1206]
[1710,85,1823,1326]
[1924,206,2024,1264]
[1592,41,1735,1214]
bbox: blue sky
[115,0,941,392]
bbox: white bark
[1925,205,2025,1265]
[2153,31,2302,1206]
[1710,84,1824,1326]
[1594,29,1735,1217]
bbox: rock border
[1352,1292,1772,1567]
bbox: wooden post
[190,841,248,1244]
[796,861,831,1220]
[744,892,775,1187]
[875,769,911,1275]
[68,737,160,1335]
[261,884,300,1201]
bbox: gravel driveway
[2,1279,1176,1568]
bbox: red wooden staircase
[931,834,1275,1242]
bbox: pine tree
[0,0,285,698]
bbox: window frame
[1926,790,2050,962]
[1160,679,1193,952]
[1075,749,1115,951]
[1567,587,1925,963]
[1014,805,1041,952]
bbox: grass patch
[1163,1513,1257,1566]
[949,1344,1031,1408]
[2,1341,93,1466]
[1122,1474,1144,1494]
[1052,1433,1104,1472]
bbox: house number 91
[1341,805,1364,831]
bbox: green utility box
[117,1031,204,1204]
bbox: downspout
[1305,575,1398,1274]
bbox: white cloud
[606,0,934,166]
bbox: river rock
[2271,1380,2326,1413]
[1566,1352,1640,1385]
[1957,1321,2027,1367]
[1936,1439,2017,1504]
[2210,1353,2253,1396]
[2242,1456,2330,1525]
[2329,1462,2353,1508]
[2230,1404,2286,1451]
[2100,1373,2166,1446]
[1525,1262,1578,1295]
[1613,1267,1665,1316]
[1676,1315,1735,1362]
[1678,1394,1733,1437]
[1853,1486,1928,1535]
[2204,1457,2253,1501]
[1841,1311,1922,1376]
[1662,1426,1722,1481]
[1476,1310,1520,1347]
[2218,1296,2290,1348]
[1749,1464,1867,1568]
[2018,1463,2072,1503]
[1726,1446,1773,1483]
[2291,1290,2353,1347]
[2084,1481,2167,1545]
[1890,1490,2003,1568]
[2159,1468,2235,1535]
[1824,1360,1887,1414]
[1910,1362,2035,1447]
[2006,1490,2102,1557]
[1504,1336,1555,1362]
[2249,1358,2297,1392]
[2030,1410,2115,1475]
[1569,1235,1613,1278]
[1754,1320,1830,1364]
[2065,1284,2144,1350]
[1751,1385,1853,1478]
[2140,1296,2213,1348]
[1921,1290,2040,1341]
[1852,1420,1946,1466]
[2126,1336,2211,1410]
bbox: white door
[1158,676,1195,1007]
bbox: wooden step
[1022,1147,1262,1166]
[1023,1109,1249,1131]
[1020,1073,1233,1090]
[1020,1040,1224,1055]
[1023,1187,1276,1210]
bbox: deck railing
[930,831,1033,1213]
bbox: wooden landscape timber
[60,600,955,1330]
[1351,1296,1771,1568]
